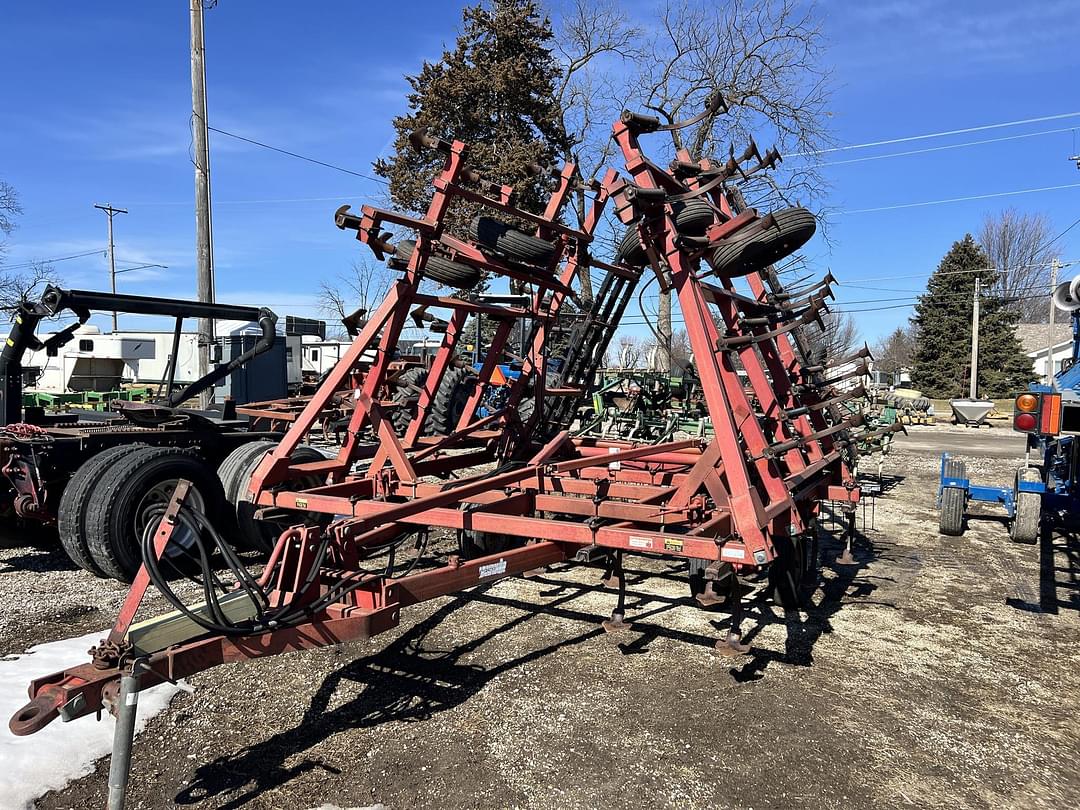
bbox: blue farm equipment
[938,305,1080,542]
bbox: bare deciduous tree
[979,208,1061,323]
[614,333,642,367]
[806,310,859,365]
[1,261,57,313]
[558,0,833,371]
[872,325,915,376]
[0,181,20,239]
[318,258,397,339]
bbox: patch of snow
[0,629,182,810]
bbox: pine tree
[911,234,1033,398]
[374,0,572,221]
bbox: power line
[821,126,1078,167]
[841,182,1080,214]
[208,126,388,185]
[0,248,107,270]
[795,111,1080,157]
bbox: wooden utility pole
[969,276,980,399]
[190,0,215,406]
[94,203,127,332]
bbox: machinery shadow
[1008,523,1080,616]
[723,523,892,682]
[174,540,882,807]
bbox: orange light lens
[1016,394,1038,413]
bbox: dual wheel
[58,440,324,581]
[938,457,1040,543]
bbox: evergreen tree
[911,234,1033,398]
[374,0,572,222]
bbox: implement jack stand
[107,671,141,810]
[835,509,857,566]
[714,581,751,657]
[601,552,632,634]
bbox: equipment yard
[4,423,1077,810]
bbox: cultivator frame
[11,97,894,797]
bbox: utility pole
[190,0,215,407]
[1046,258,1060,385]
[94,203,127,332]
[969,275,980,399]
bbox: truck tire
[57,444,147,576]
[1010,467,1042,544]
[85,447,225,582]
[471,216,556,266]
[392,366,428,436]
[218,440,326,552]
[707,207,816,278]
[394,240,482,289]
[939,457,966,536]
[768,534,811,609]
[429,366,475,435]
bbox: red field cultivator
[10,95,896,805]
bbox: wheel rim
[136,479,207,559]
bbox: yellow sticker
[294,498,308,508]
[664,538,684,552]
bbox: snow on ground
[0,629,182,810]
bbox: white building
[1016,322,1073,380]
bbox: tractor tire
[218,440,326,552]
[392,366,428,436]
[1010,467,1042,544]
[471,216,556,266]
[394,239,483,289]
[616,225,648,267]
[672,197,714,236]
[429,366,475,435]
[57,444,148,576]
[707,207,816,278]
[939,457,966,537]
[768,534,811,609]
[85,447,225,582]
[517,395,535,425]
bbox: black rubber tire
[939,457,966,536]
[517,395,535,425]
[85,447,225,582]
[707,207,816,278]
[219,440,326,552]
[392,366,428,436]
[471,216,555,266]
[768,534,811,609]
[57,444,148,576]
[394,239,483,289]
[616,225,647,266]
[429,366,475,435]
[1010,467,1042,544]
[672,198,714,236]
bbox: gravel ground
[3,423,1080,809]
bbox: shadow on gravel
[174,532,887,807]
[1007,524,1080,616]
[0,523,75,574]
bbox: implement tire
[395,239,482,289]
[392,366,428,436]
[707,207,816,278]
[616,225,647,266]
[768,534,811,609]
[429,366,475,435]
[85,447,224,582]
[58,444,147,576]
[939,457,966,537]
[471,216,555,266]
[1010,467,1042,544]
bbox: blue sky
[1,1,1078,343]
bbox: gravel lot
[3,423,1079,809]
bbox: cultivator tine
[714,580,752,656]
[601,551,633,634]
[716,295,827,349]
[784,385,866,418]
[835,509,859,566]
[798,359,870,390]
